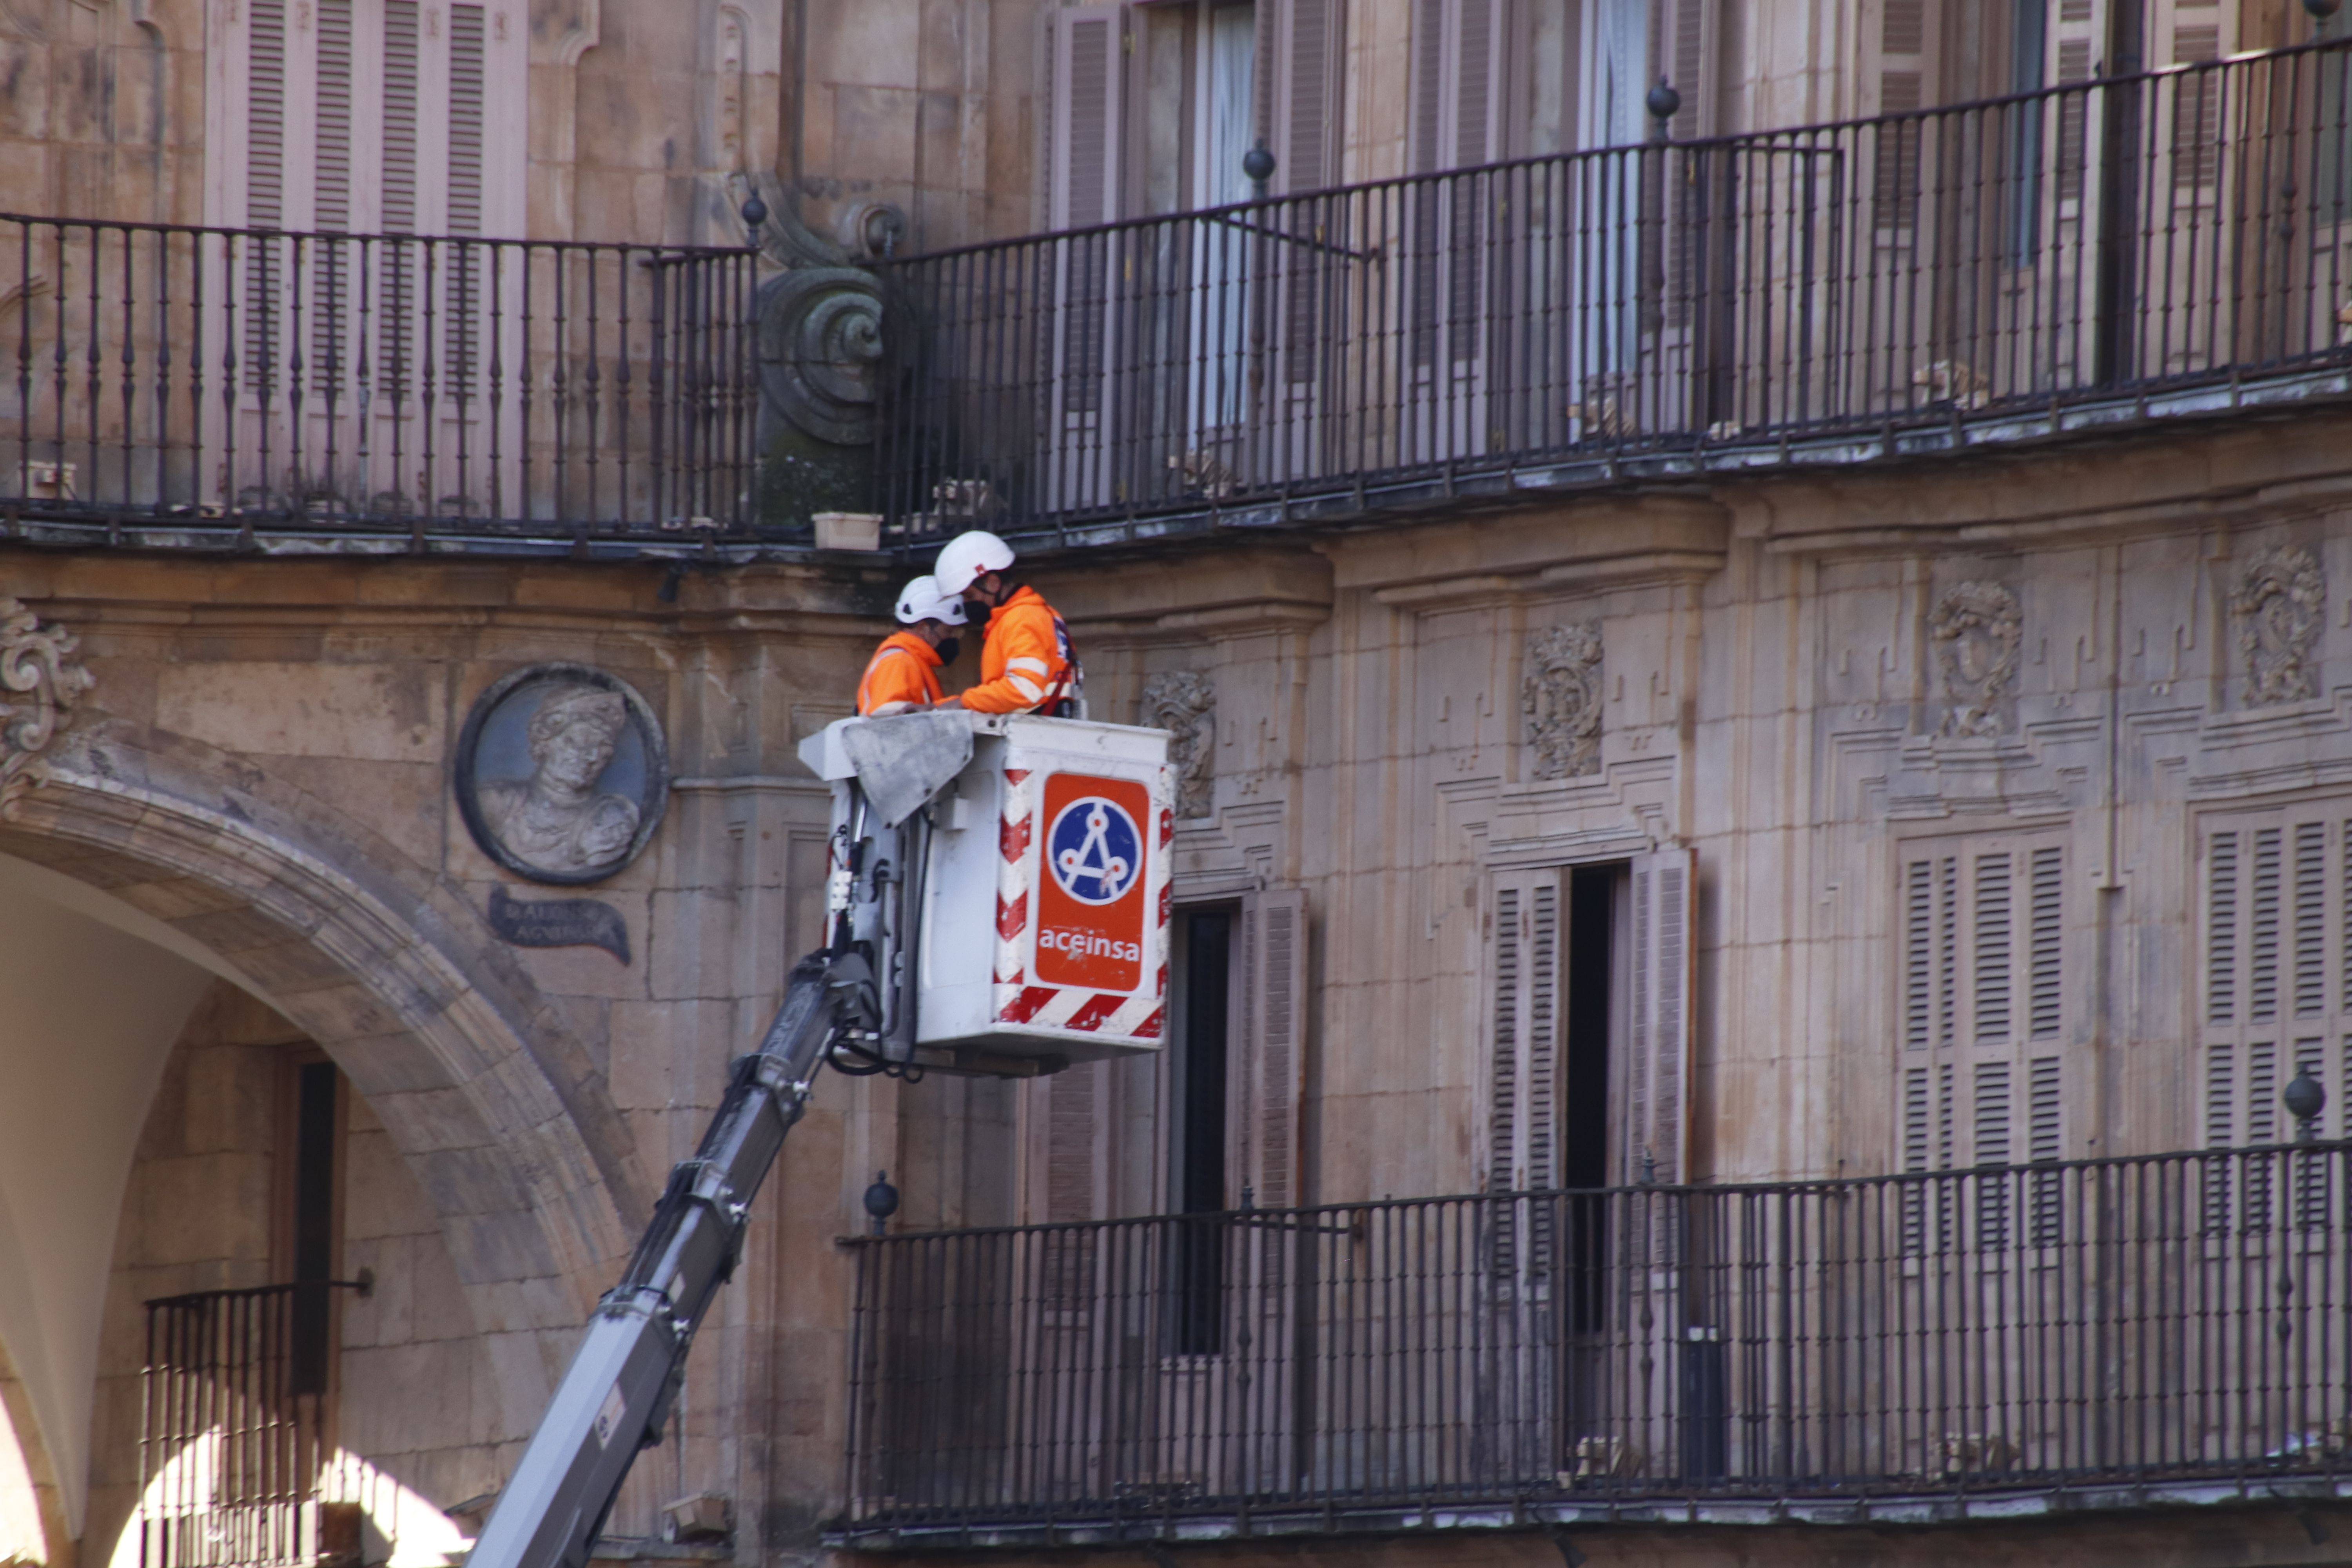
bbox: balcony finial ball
[2285,1070,2328,1134]
[864,1170,900,1235]
[740,192,768,234]
[1243,139,1277,189]
[1647,76,1682,122]
[2306,0,2342,22]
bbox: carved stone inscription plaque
[456,663,669,885]
[486,886,632,964]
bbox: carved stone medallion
[0,597,95,818]
[1521,622,1604,780]
[2229,544,2325,707]
[456,664,670,884]
[1930,581,2020,739]
[1140,670,1217,819]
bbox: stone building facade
[9,2,2352,1568]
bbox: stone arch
[0,716,648,1490]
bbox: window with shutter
[1627,846,1694,1190]
[213,0,520,244]
[206,0,522,510]
[1655,0,1712,139]
[1894,829,2070,1249]
[1486,869,1565,1279]
[1236,0,1341,195]
[1868,0,1933,230]
[1232,887,1307,1210]
[1036,1062,1108,1309]
[2198,803,2352,1217]
[1407,0,1505,175]
[1039,3,1128,510]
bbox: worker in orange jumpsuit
[855,575,966,716]
[929,530,1080,716]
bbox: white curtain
[1196,3,1258,432]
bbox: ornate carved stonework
[1929,581,2020,739]
[1141,670,1217,818]
[733,172,903,449]
[1521,622,1604,780]
[2229,544,2325,706]
[0,598,95,818]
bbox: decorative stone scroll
[1521,621,1604,780]
[0,597,95,818]
[1930,581,2021,739]
[2229,544,2325,707]
[735,171,905,450]
[757,267,884,447]
[1141,670,1217,819]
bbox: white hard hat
[894,574,967,627]
[933,530,1016,596]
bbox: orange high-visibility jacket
[956,585,1075,715]
[857,630,945,715]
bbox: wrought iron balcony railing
[3,221,761,546]
[839,1143,2352,1546]
[876,38,2352,543]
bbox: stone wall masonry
[18,401,2352,1565]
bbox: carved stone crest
[1140,670,1216,819]
[0,598,95,818]
[1930,581,2021,739]
[2229,544,2325,707]
[1521,622,1604,780]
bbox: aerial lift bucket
[797,708,1173,1076]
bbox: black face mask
[934,636,962,664]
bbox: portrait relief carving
[1929,581,2021,739]
[1521,621,1604,780]
[0,598,96,818]
[456,664,670,884]
[2229,544,2324,707]
[1141,670,1217,819]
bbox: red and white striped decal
[991,769,1032,986]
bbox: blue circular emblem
[1047,797,1142,904]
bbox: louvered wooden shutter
[218,0,517,237]
[1232,887,1308,1210]
[1486,869,1565,1196]
[1626,846,1694,1189]
[1656,0,1711,138]
[1896,832,2068,1248]
[1407,0,1505,174]
[1486,867,1565,1284]
[1046,4,1127,231]
[1869,0,1933,227]
[1252,0,1342,192]
[2199,806,2352,1205]
[1029,1060,1111,1308]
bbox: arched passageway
[0,715,648,1564]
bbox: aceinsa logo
[1034,772,1151,991]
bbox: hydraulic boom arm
[465,948,878,1568]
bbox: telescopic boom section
[466,949,878,1568]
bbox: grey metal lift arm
[465,949,875,1568]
